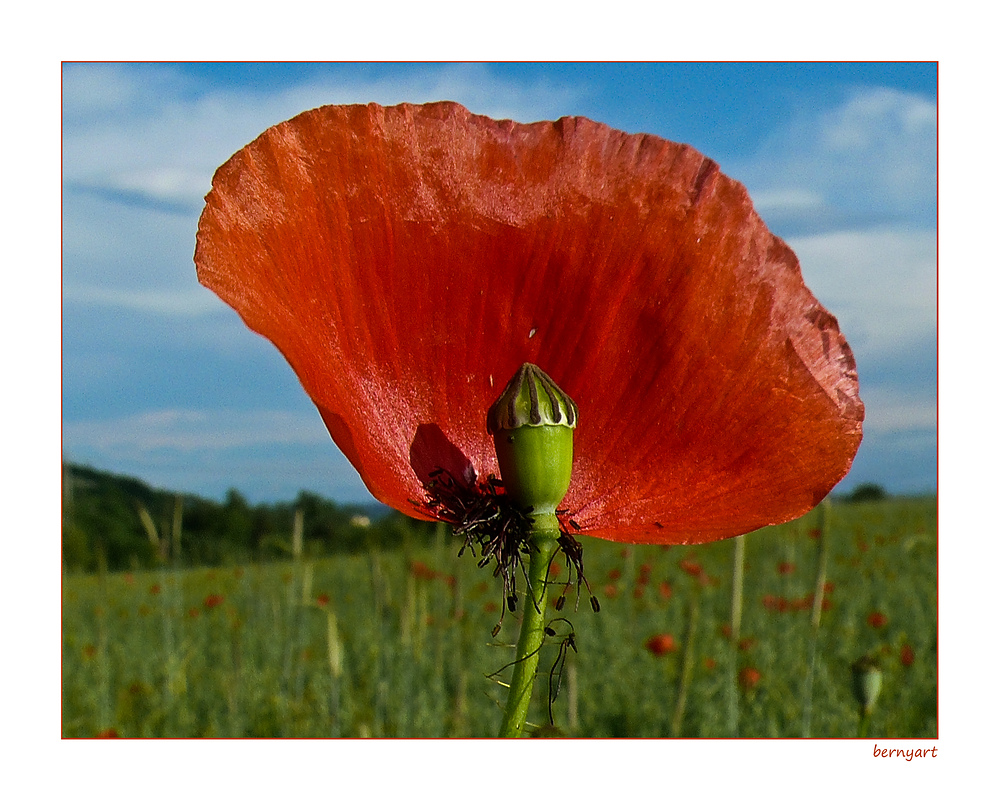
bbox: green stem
[670,591,699,737]
[858,709,871,738]
[498,514,559,738]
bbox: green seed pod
[487,364,578,524]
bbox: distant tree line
[841,482,891,504]
[61,462,422,573]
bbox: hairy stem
[498,514,559,738]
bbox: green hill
[61,462,402,573]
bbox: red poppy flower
[645,633,677,656]
[762,594,790,613]
[678,559,703,577]
[900,643,915,667]
[203,593,225,609]
[195,101,863,545]
[409,560,437,580]
[738,666,761,691]
[867,611,888,629]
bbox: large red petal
[195,102,863,545]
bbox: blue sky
[61,62,937,504]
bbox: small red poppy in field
[316,593,330,608]
[867,611,888,629]
[658,581,673,600]
[195,101,862,548]
[203,593,224,609]
[900,643,915,667]
[777,561,795,575]
[738,666,762,691]
[409,560,437,581]
[645,634,677,656]
[762,594,787,612]
[678,559,703,578]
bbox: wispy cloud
[64,408,330,453]
[859,387,936,434]
[788,227,936,363]
[62,408,371,503]
[62,63,589,213]
[63,285,221,316]
[740,87,936,235]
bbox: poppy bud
[487,364,577,526]
[851,654,883,715]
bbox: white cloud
[61,63,590,323]
[62,63,588,211]
[62,63,184,118]
[740,87,936,231]
[820,88,936,152]
[857,386,936,434]
[752,188,825,215]
[62,285,221,316]
[62,407,374,503]
[788,227,937,363]
[64,408,330,453]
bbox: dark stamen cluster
[414,468,597,635]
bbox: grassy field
[62,496,936,738]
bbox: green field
[62,496,936,738]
